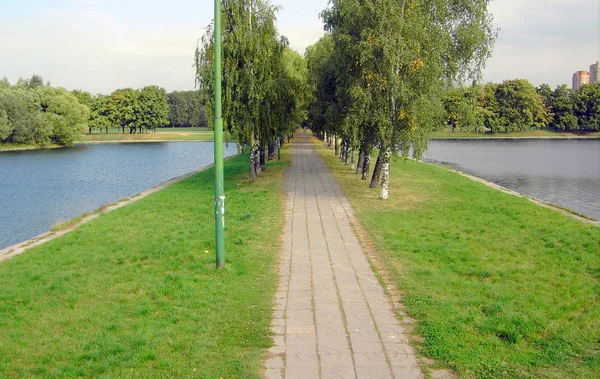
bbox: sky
[0,0,598,94]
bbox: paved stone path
[264,131,423,379]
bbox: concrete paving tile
[384,343,418,364]
[271,325,285,335]
[313,298,340,309]
[286,309,315,326]
[390,364,424,379]
[265,357,284,369]
[287,298,313,310]
[340,291,367,303]
[322,367,356,379]
[344,308,375,324]
[352,343,389,367]
[264,368,283,379]
[378,325,409,344]
[315,308,343,324]
[371,309,401,326]
[354,366,392,379]
[272,335,284,347]
[285,365,319,378]
[287,325,316,336]
[347,324,380,345]
[268,344,285,355]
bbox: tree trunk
[370,153,383,188]
[379,149,391,199]
[361,155,370,180]
[260,145,266,171]
[344,142,350,165]
[268,140,275,161]
[249,147,256,183]
[350,150,355,171]
[356,152,365,175]
[334,136,339,156]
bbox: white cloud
[484,0,600,86]
[0,7,204,93]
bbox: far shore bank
[431,130,600,139]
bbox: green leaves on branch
[195,0,309,157]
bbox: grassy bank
[0,143,63,151]
[0,152,288,377]
[431,129,600,139]
[316,141,600,378]
[82,130,216,142]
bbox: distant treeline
[442,80,600,132]
[0,75,208,146]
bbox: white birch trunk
[379,149,391,199]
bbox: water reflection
[424,139,600,220]
[0,142,237,249]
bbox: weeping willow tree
[196,0,307,182]
[317,0,496,199]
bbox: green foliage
[442,87,483,132]
[196,0,301,157]
[71,90,93,107]
[575,83,600,131]
[167,91,207,128]
[89,94,112,133]
[108,88,141,133]
[495,79,551,131]
[27,74,45,89]
[465,81,600,133]
[38,87,89,146]
[138,86,169,132]
[550,85,578,131]
[0,77,10,89]
[0,80,91,146]
[306,35,340,140]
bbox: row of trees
[195,0,310,182]
[442,80,600,132]
[306,0,496,199]
[72,86,169,135]
[0,75,210,146]
[167,91,208,128]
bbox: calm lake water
[424,139,600,221]
[0,142,237,249]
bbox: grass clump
[0,151,289,378]
[317,142,600,378]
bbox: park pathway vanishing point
[264,130,423,379]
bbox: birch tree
[195,0,295,182]
[320,0,496,199]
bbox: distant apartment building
[572,70,590,91]
[590,61,600,84]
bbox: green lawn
[431,129,600,139]
[317,142,600,378]
[155,127,211,133]
[0,152,288,378]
